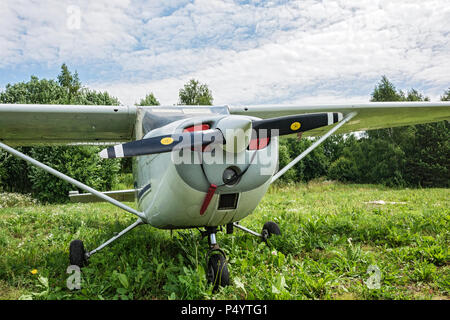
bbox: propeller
[99,112,344,159]
[251,112,343,138]
[99,129,224,159]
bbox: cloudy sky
[0,0,449,106]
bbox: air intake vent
[218,193,239,210]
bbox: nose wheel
[207,252,229,292]
[203,227,230,291]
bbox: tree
[281,137,329,182]
[370,75,402,102]
[119,92,161,173]
[441,88,450,101]
[402,90,449,187]
[28,146,120,203]
[403,121,449,187]
[0,64,121,202]
[328,156,359,182]
[58,63,81,103]
[277,141,297,182]
[74,89,120,106]
[345,76,448,187]
[178,79,213,105]
[0,76,65,104]
[136,92,160,106]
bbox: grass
[0,181,448,300]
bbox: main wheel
[69,240,87,267]
[262,221,281,241]
[207,253,229,292]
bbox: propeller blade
[252,112,343,137]
[99,129,224,159]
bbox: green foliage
[28,146,120,203]
[275,76,450,188]
[360,138,407,186]
[279,137,329,182]
[0,147,33,193]
[73,89,120,106]
[58,63,81,104]
[0,76,66,104]
[322,134,346,163]
[370,75,402,102]
[0,64,123,202]
[277,140,296,182]
[441,88,450,101]
[362,76,447,187]
[328,157,358,182]
[178,79,213,105]
[0,183,447,300]
[0,193,38,208]
[136,92,160,106]
[403,121,449,187]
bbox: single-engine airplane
[0,101,449,290]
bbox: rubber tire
[226,223,234,234]
[262,221,281,239]
[207,253,229,292]
[69,240,87,267]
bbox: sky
[0,0,449,106]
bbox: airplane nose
[215,116,252,153]
[222,166,240,185]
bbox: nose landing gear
[202,221,281,291]
[203,227,230,292]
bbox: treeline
[0,66,213,202]
[0,65,124,203]
[279,77,449,188]
[0,66,448,203]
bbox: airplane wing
[1,102,449,145]
[0,104,137,145]
[228,101,450,136]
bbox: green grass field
[0,182,448,300]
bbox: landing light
[223,166,240,186]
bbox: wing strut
[0,141,146,221]
[271,112,357,183]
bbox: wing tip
[99,149,109,159]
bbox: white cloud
[1,0,449,105]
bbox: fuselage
[131,107,279,229]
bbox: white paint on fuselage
[132,115,278,229]
[136,153,275,229]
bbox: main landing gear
[231,220,281,242]
[69,239,88,267]
[201,221,281,291]
[69,220,281,292]
[69,218,144,269]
